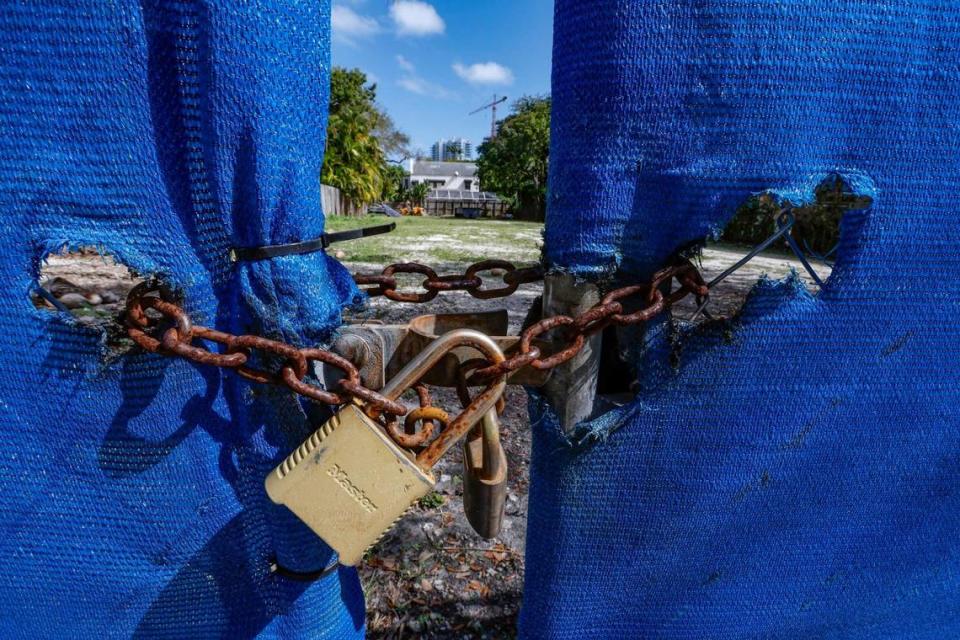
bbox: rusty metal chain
[384,384,449,450]
[352,258,707,383]
[354,259,546,303]
[124,282,408,418]
[468,260,708,382]
[123,259,705,447]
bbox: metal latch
[327,310,552,390]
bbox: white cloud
[332,5,380,44]
[397,76,456,100]
[453,62,514,86]
[397,76,430,95]
[396,54,416,73]
[396,60,456,100]
[393,49,455,99]
[390,1,445,36]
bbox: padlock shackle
[462,409,509,539]
[480,410,504,480]
[378,329,506,470]
[379,329,504,400]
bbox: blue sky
[331,0,554,157]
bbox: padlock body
[462,436,508,539]
[265,404,434,566]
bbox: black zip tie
[230,223,396,263]
[269,557,340,582]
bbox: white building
[430,138,473,162]
[404,160,480,192]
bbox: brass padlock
[462,408,508,539]
[265,329,506,566]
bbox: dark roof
[411,161,477,178]
[427,190,501,203]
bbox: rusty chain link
[468,259,708,381]
[385,384,449,450]
[124,259,705,447]
[354,259,546,303]
[125,282,407,418]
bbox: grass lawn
[324,215,544,266]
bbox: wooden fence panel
[321,184,367,217]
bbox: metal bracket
[323,311,553,391]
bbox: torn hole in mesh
[31,246,145,353]
[670,175,873,323]
[597,174,875,407]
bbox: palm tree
[322,69,388,212]
[408,182,431,207]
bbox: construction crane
[470,95,508,140]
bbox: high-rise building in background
[430,138,473,162]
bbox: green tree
[407,181,430,207]
[373,108,411,163]
[380,163,408,202]
[322,68,393,209]
[476,96,551,221]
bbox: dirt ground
[34,220,830,639]
[349,283,540,640]
[347,243,829,639]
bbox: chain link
[384,384,448,450]
[125,282,407,417]
[354,260,546,302]
[469,260,707,381]
[124,259,706,445]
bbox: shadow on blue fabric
[523,1,960,638]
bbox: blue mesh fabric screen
[0,2,365,637]
[523,1,960,638]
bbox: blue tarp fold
[0,2,364,637]
[523,1,960,638]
